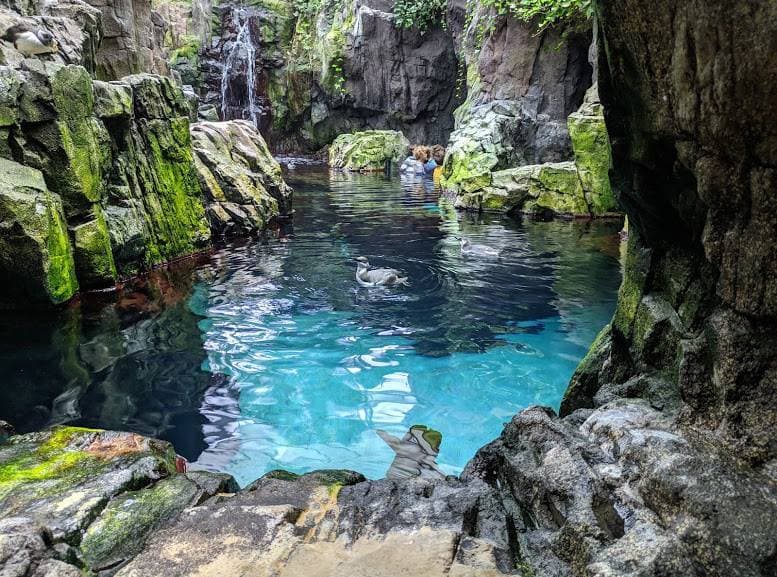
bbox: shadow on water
[0,167,624,481]
[0,258,225,461]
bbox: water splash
[220,9,258,126]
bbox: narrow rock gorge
[0,1,775,577]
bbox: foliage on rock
[393,0,447,34]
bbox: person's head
[432,145,445,164]
[413,147,426,162]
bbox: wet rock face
[590,0,777,465]
[0,60,209,305]
[329,2,459,146]
[82,0,169,80]
[440,11,597,213]
[201,0,461,152]
[0,158,78,308]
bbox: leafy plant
[482,0,592,31]
[393,0,447,34]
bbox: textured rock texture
[440,6,592,197]
[0,158,77,308]
[191,120,292,236]
[0,2,102,73]
[328,129,409,172]
[82,0,170,80]
[200,0,461,152]
[0,1,291,308]
[438,7,620,218]
[0,62,212,293]
[0,427,237,576]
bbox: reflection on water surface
[0,169,623,484]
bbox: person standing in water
[431,145,445,181]
[423,146,437,175]
[400,145,427,176]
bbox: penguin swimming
[2,25,59,57]
[459,237,500,258]
[355,257,409,287]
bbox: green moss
[525,163,589,216]
[440,143,495,195]
[137,117,210,265]
[0,427,99,499]
[81,476,198,569]
[0,158,79,306]
[50,66,108,213]
[612,232,651,339]
[329,130,409,172]
[568,105,616,215]
[263,470,301,481]
[72,206,118,288]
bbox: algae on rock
[0,158,78,308]
[191,120,292,236]
[329,130,409,172]
[567,85,616,215]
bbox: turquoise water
[187,170,623,484]
[0,169,622,485]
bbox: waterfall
[220,9,258,126]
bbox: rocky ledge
[4,395,775,577]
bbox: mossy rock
[71,206,118,289]
[329,130,410,172]
[0,427,177,542]
[476,162,589,216]
[191,120,291,236]
[132,116,211,265]
[93,80,133,119]
[81,475,199,571]
[0,158,78,308]
[49,65,110,216]
[525,163,590,216]
[568,93,617,215]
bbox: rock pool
[0,169,622,485]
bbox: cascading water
[220,9,258,126]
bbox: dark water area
[0,169,623,484]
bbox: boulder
[328,130,409,172]
[0,158,78,308]
[190,120,292,236]
[461,162,588,217]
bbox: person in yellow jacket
[431,145,445,182]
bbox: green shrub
[481,0,592,31]
[393,0,447,34]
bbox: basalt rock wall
[565,0,777,467]
[203,0,593,155]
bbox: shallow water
[0,169,623,485]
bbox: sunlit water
[0,169,623,485]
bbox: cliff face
[201,0,594,155]
[0,5,291,308]
[200,0,461,152]
[566,0,777,467]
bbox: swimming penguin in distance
[355,256,409,287]
[2,24,59,57]
[458,237,500,258]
